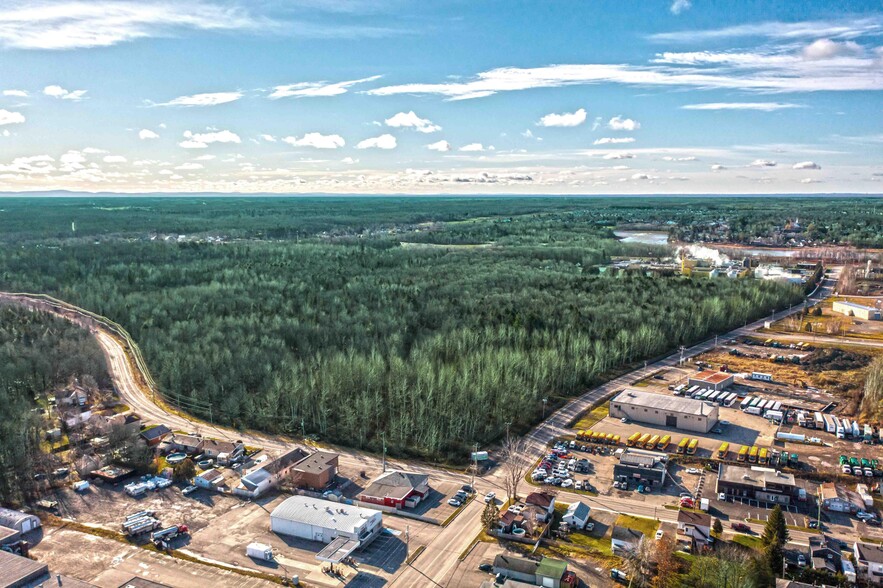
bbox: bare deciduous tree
[500,435,530,503]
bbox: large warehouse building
[833,301,881,321]
[270,496,383,547]
[609,389,719,433]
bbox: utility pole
[471,443,478,488]
[505,421,511,440]
[679,345,686,365]
[382,431,387,472]
[301,418,305,439]
[542,398,547,420]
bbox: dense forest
[0,197,819,460]
[0,304,109,503]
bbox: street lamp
[542,398,548,420]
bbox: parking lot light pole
[542,398,547,420]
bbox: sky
[0,0,881,195]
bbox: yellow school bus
[687,438,699,455]
[759,448,769,465]
[717,442,730,460]
[748,446,759,463]
[646,435,660,449]
[627,432,642,447]
[677,437,690,454]
[612,435,621,445]
[657,435,671,451]
[605,433,616,444]
[737,445,749,462]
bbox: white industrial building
[609,389,719,433]
[0,507,41,533]
[833,301,881,321]
[270,495,383,558]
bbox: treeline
[0,223,803,460]
[0,305,110,503]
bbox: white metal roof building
[0,507,40,534]
[270,496,383,550]
[610,389,719,433]
[833,300,881,321]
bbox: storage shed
[0,507,40,534]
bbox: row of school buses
[579,428,790,466]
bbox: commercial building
[270,496,382,548]
[716,464,799,506]
[613,448,668,487]
[492,554,569,588]
[610,389,718,433]
[854,541,883,585]
[833,301,881,321]
[292,452,339,490]
[360,470,430,509]
[235,447,310,499]
[0,550,49,588]
[688,370,735,391]
[0,508,40,534]
[820,483,864,513]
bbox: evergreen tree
[481,500,499,531]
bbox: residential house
[165,434,204,455]
[234,447,309,499]
[360,470,430,509]
[63,404,93,429]
[492,554,568,588]
[498,510,536,536]
[820,483,863,513]
[93,413,141,438]
[202,439,245,464]
[611,526,644,555]
[810,536,842,575]
[524,492,556,523]
[293,452,339,490]
[854,541,883,585]
[60,384,88,407]
[140,424,171,448]
[561,502,591,530]
[677,510,712,552]
[194,468,225,490]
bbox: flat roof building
[716,464,799,506]
[270,496,383,550]
[833,300,881,321]
[293,452,339,490]
[613,448,668,487]
[610,389,719,433]
[688,370,735,391]
[0,550,49,588]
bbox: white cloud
[0,1,264,50]
[608,116,640,131]
[711,164,726,171]
[138,129,159,140]
[2,89,28,97]
[0,109,25,125]
[341,157,358,164]
[750,159,777,167]
[282,133,346,149]
[459,143,485,152]
[102,155,127,163]
[260,134,276,142]
[427,140,451,152]
[649,17,883,42]
[269,75,381,99]
[179,129,241,149]
[594,137,635,145]
[670,0,691,15]
[384,111,440,133]
[193,154,215,161]
[356,134,396,150]
[537,108,587,127]
[603,152,635,160]
[682,102,804,111]
[801,177,821,184]
[82,147,105,154]
[175,162,203,170]
[801,39,862,60]
[793,161,821,170]
[43,85,87,100]
[152,91,242,107]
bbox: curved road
[1,269,841,587]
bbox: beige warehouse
[832,300,881,321]
[609,389,719,433]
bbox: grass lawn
[568,530,614,556]
[732,534,764,551]
[615,514,659,537]
[572,402,610,431]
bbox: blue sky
[0,0,881,194]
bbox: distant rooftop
[691,370,733,384]
[836,300,878,312]
[719,464,796,488]
[612,389,717,417]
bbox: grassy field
[615,514,660,537]
[571,402,610,431]
[731,534,763,551]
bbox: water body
[614,230,669,245]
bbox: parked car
[574,480,583,490]
[448,498,462,507]
[731,522,751,533]
[797,554,806,567]
[679,492,693,498]
[686,468,701,474]
[561,479,574,488]
[478,563,494,573]
[613,481,621,489]
[857,511,877,522]
[182,485,198,495]
[620,417,630,424]
[585,522,594,531]
[484,492,496,503]
[655,529,664,540]
[461,485,475,494]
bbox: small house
[195,468,225,490]
[810,536,842,575]
[140,424,171,447]
[561,502,591,530]
[820,483,863,513]
[677,510,712,552]
[166,434,204,455]
[524,492,556,522]
[854,541,883,585]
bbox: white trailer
[247,542,274,561]
[740,397,754,410]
